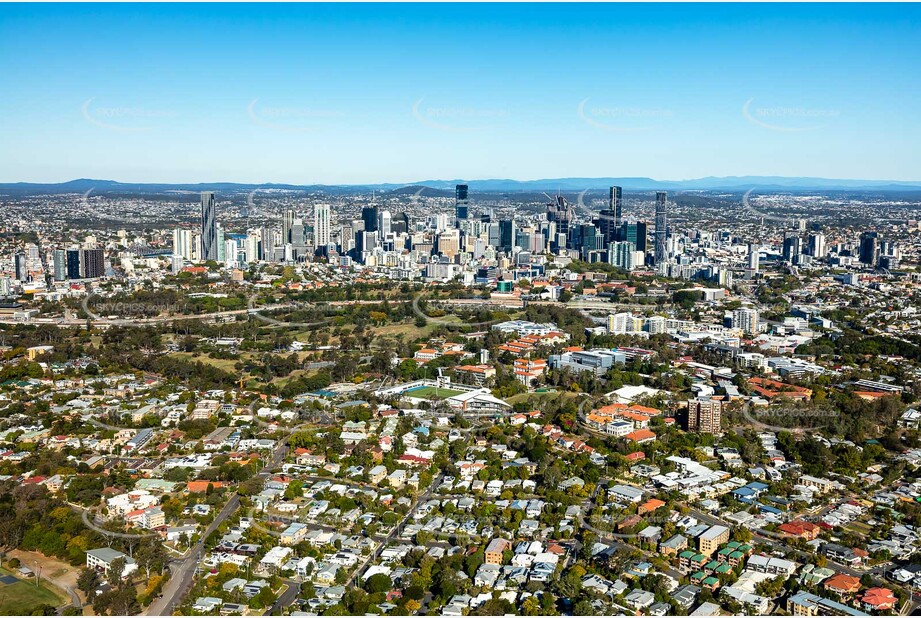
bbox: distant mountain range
[3,176,921,197]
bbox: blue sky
[1,3,919,184]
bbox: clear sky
[1,3,920,184]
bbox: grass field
[405,386,465,400]
[0,567,68,615]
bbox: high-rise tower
[455,184,469,223]
[314,204,331,248]
[654,191,668,265]
[200,191,218,261]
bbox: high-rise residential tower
[654,191,668,265]
[200,191,218,261]
[314,204,331,248]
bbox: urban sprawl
[0,182,920,617]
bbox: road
[576,482,684,582]
[146,426,293,615]
[145,494,241,616]
[346,473,444,588]
[6,295,657,328]
[267,580,301,616]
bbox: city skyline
[2,3,920,184]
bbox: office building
[13,253,27,281]
[362,206,379,234]
[378,210,392,237]
[783,234,803,262]
[620,221,648,253]
[546,195,573,241]
[455,184,469,223]
[859,231,879,266]
[595,185,622,245]
[499,219,515,253]
[66,249,81,279]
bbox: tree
[284,480,304,500]
[135,537,168,578]
[77,568,101,601]
[364,573,393,594]
[107,557,126,587]
[404,598,421,613]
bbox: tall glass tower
[200,191,218,261]
[455,184,469,223]
[654,191,668,265]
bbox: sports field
[0,567,68,615]
[406,386,464,399]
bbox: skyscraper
[610,185,623,228]
[859,231,879,266]
[654,191,668,265]
[362,206,379,234]
[282,209,296,244]
[260,227,275,261]
[66,249,81,279]
[53,249,67,281]
[498,219,516,253]
[546,195,573,242]
[748,244,760,273]
[172,227,193,260]
[455,184,469,223]
[13,253,27,281]
[808,232,827,259]
[314,204,331,248]
[783,233,802,262]
[378,210,392,237]
[620,221,648,253]
[609,241,636,270]
[595,185,622,245]
[80,248,105,279]
[200,191,218,261]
